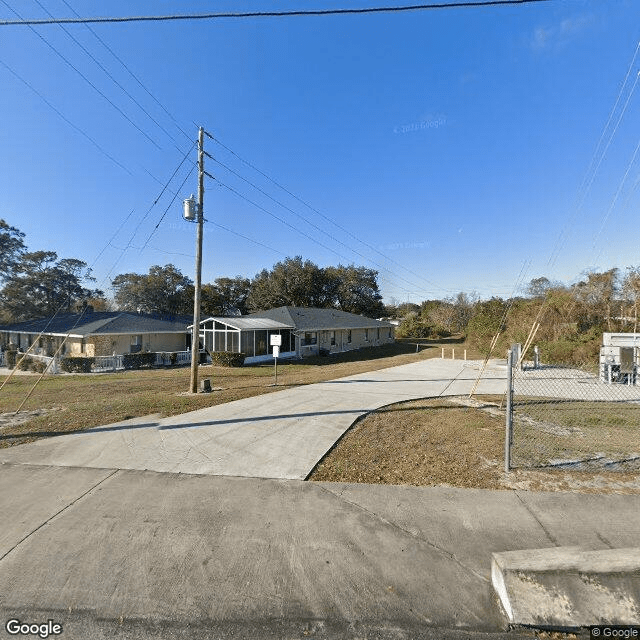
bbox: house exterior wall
[297,326,394,357]
[86,333,187,356]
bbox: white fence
[92,350,197,373]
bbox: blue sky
[1,0,639,304]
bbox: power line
[140,165,197,252]
[206,151,452,297]
[58,0,193,144]
[0,1,556,27]
[31,0,183,150]
[546,43,640,275]
[0,56,130,174]
[212,223,288,257]
[125,142,196,250]
[208,134,448,292]
[213,177,446,299]
[0,0,162,150]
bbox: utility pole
[189,127,205,394]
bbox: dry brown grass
[0,339,471,448]
[309,396,640,494]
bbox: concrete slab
[3,462,639,638]
[0,359,506,479]
[0,465,507,635]
[0,464,116,559]
[491,546,640,626]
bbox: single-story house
[194,306,395,364]
[0,312,192,357]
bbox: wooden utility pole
[189,127,205,394]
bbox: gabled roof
[248,307,392,331]
[0,312,192,337]
[195,317,293,331]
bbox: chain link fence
[506,337,640,472]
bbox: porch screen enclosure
[199,320,294,358]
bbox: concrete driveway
[0,358,507,479]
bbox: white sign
[272,345,280,358]
[270,335,282,346]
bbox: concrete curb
[491,546,640,627]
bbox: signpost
[270,335,281,385]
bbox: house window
[330,331,336,346]
[347,330,352,344]
[130,335,142,353]
[364,329,369,342]
[388,328,392,339]
[376,328,380,340]
[255,330,267,356]
[304,332,317,346]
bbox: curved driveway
[0,358,507,479]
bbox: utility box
[600,333,640,385]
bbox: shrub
[5,349,17,369]
[209,351,246,367]
[123,352,156,370]
[395,316,451,339]
[30,360,48,374]
[60,356,95,373]
[169,352,178,366]
[18,356,30,371]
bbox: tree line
[0,219,385,323]
[393,268,640,367]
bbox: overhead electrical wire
[206,151,451,296]
[546,45,640,274]
[139,165,197,252]
[59,0,193,143]
[212,176,446,299]
[0,0,162,150]
[0,56,131,174]
[0,1,556,27]
[209,134,449,292]
[30,0,183,150]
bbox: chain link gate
[505,339,640,472]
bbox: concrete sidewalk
[1,463,639,639]
[0,358,506,479]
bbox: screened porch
[197,317,297,363]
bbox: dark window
[347,330,352,344]
[255,330,267,356]
[364,329,369,342]
[241,331,254,357]
[304,332,317,345]
[330,331,336,346]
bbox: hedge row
[60,357,95,373]
[123,352,156,370]
[208,351,246,367]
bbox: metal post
[190,127,205,394]
[505,348,513,473]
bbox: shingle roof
[248,307,392,331]
[0,312,191,336]
[195,317,293,331]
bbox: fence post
[505,347,513,473]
